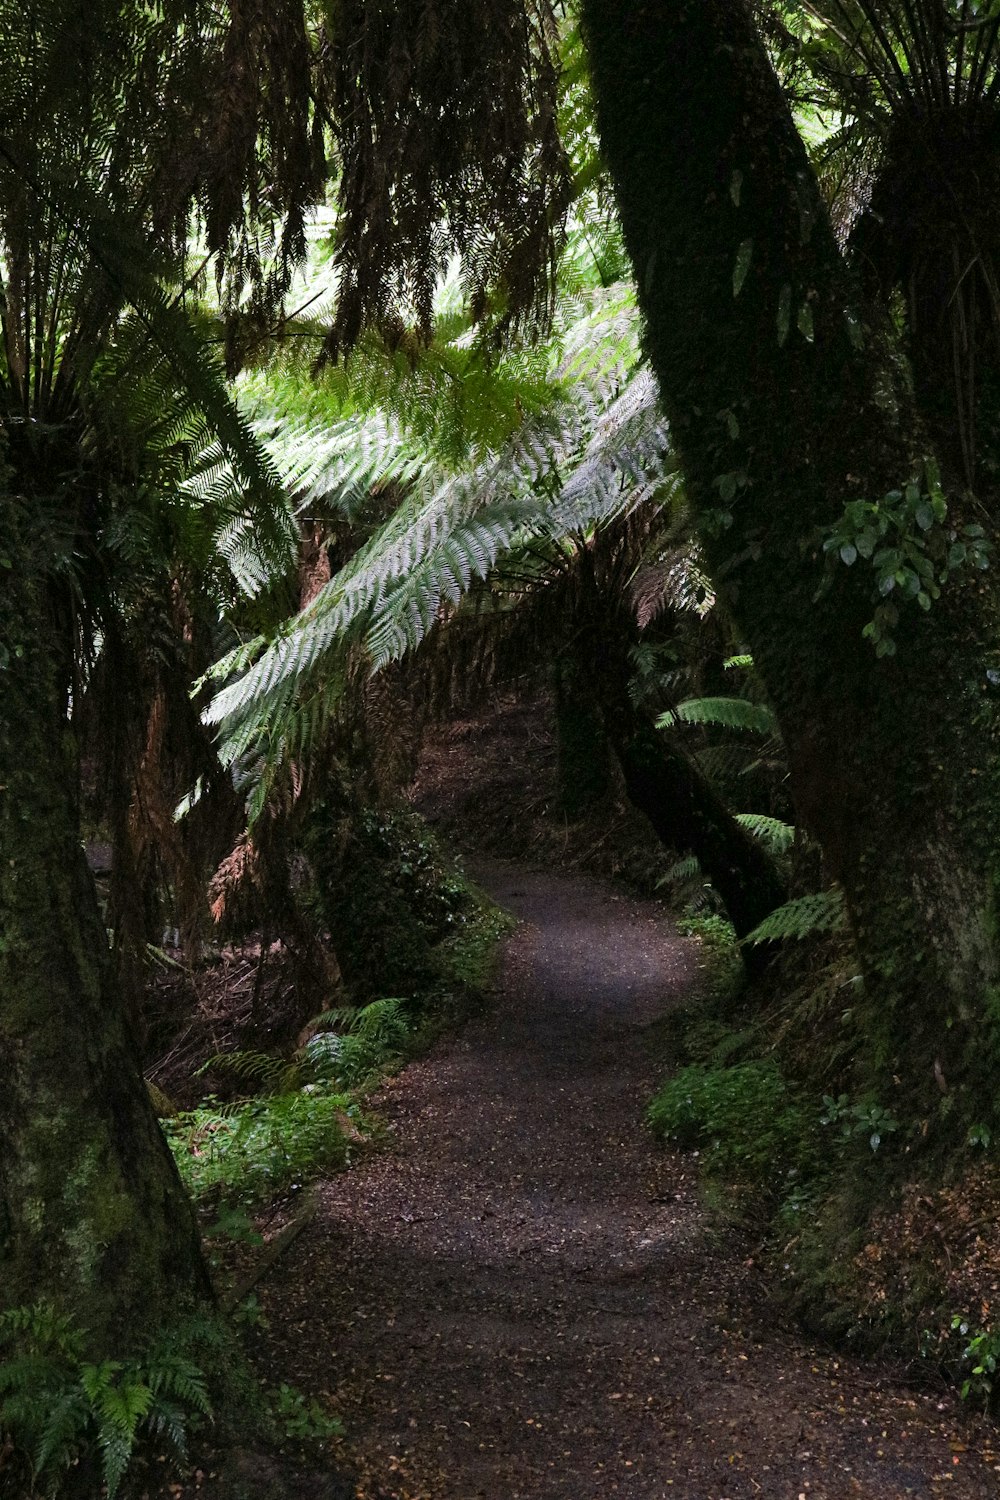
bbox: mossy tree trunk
[0,532,212,1346]
[581,0,1000,1128]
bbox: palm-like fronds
[205,345,679,797]
[659,696,781,736]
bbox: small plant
[304,996,411,1087]
[269,1382,343,1442]
[820,1093,899,1152]
[0,1303,212,1498]
[647,1060,816,1181]
[166,1088,356,1205]
[821,461,992,656]
[951,1317,1000,1406]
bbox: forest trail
[262,861,999,1499]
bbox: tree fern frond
[659,697,779,736]
[734,813,795,853]
[745,889,846,944]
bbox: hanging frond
[734,812,796,853]
[659,697,780,736]
[320,0,572,354]
[745,888,846,944]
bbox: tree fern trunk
[552,654,614,819]
[581,0,1000,1129]
[0,529,212,1346]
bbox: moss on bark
[0,511,212,1347]
[580,0,1000,1136]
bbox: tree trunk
[0,539,212,1346]
[552,653,614,819]
[581,0,1000,1127]
[611,715,786,952]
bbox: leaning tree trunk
[581,0,1000,1130]
[0,540,212,1347]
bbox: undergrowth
[652,900,1000,1414]
[647,1060,818,1186]
[0,1305,222,1499]
[165,1087,359,1207]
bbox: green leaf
[914,501,934,531]
[839,542,857,565]
[843,306,864,349]
[660,696,779,735]
[745,888,845,944]
[729,169,743,207]
[733,238,753,298]
[777,284,792,346]
[796,301,814,343]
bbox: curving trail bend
[263,861,999,1500]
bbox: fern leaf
[734,814,796,853]
[659,697,779,736]
[745,889,846,944]
[659,854,702,885]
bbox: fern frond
[659,854,702,885]
[659,697,779,736]
[745,889,846,945]
[734,813,796,853]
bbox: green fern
[0,1304,213,1499]
[745,889,846,945]
[659,696,779,736]
[734,813,796,854]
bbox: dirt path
[263,861,1000,1499]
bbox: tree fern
[205,355,678,798]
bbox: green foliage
[304,803,482,999]
[745,888,846,945]
[303,998,411,1088]
[205,304,678,816]
[165,1089,356,1206]
[821,467,991,657]
[820,1093,899,1153]
[733,813,795,854]
[268,1382,343,1443]
[950,1317,1000,1406]
[658,696,779,736]
[647,1061,816,1182]
[0,1304,212,1499]
[676,911,744,1003]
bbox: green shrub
[0,1304,214,1499]
[675,912,744,1003]
[268,1382,344,1442]
[165,1087,356,1205]
[950,1317,1000,1407]
[647,1060,817,1182]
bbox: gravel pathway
[262,860,1000,1499]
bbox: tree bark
[552,653,614,818]
[581,0,1000,1126]
[0,527,212,1346]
